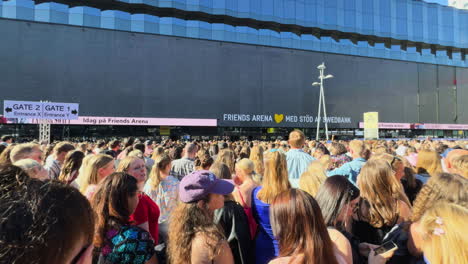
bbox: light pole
[312,62,333,141]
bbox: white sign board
[363,112,379,139]
[3,100,79,120]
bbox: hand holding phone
[368,241,398,264]
[374,241,398,255]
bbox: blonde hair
[288,129,305,148]
[10,143,40,163]
[13,158,43,178]
[148,155,172,189]
[257,151,291,204]
[357,159,407,228]
[452,155,468,179]
[420,203,468,264]
[76,154,95,188]
[298,161,327,197]
[319,154,331,170]
[416,150,442,176]
[215,149,235,173]
[235,158,255,176]
[116,156,142,173]
[411,173,468,222]
[369,153,411,206]
[249,146,264,176]
[128,149,144,159]
[79,154,114,193]
[151,146,165,160]
[349,140,365,158]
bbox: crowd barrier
[0,0,466,67]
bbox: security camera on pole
[312,62,333,141]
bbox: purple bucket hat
[179,170,234,203]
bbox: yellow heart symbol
[274,114,284,123]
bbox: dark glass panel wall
[1,19,467,129]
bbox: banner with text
[3,100,79,120]
[220,113,352,128]
[0,116,217,127]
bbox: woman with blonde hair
[369,153,412,207]
[354,159,412,245]
[151,146,165,160]
[117,156,160,244]
[79,154,115,199]
[233,158,259,239]
[215,148,236,174]
[415,149,443,184]
[249,145,264,184]
[252,151,291,264]
[76,154,94,186]
[407,173,468,256]
[298,160,327,197]
[144,154,178,243]
[419,202,468,264]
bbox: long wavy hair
[270,189,339,264]
[316,175,360,232]
[369,153,411,207]
[357,159,406,228]
[411,173,468,222]
[168,198,225,264]
[298,160,328,197]
[420,202,468,264]
[91,172,138,248]
[258,151,291,204]
[78,154,114,194]
[215,149,236,173]
[58,150,85,184]
[249,145,264,176]
[148,154,172,189]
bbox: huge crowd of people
[0,132,467,264]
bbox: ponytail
[149,155,172,189]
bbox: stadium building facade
[0,0,468,139]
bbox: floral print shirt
[144,175,179,223]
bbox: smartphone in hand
[374,241,398,255]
